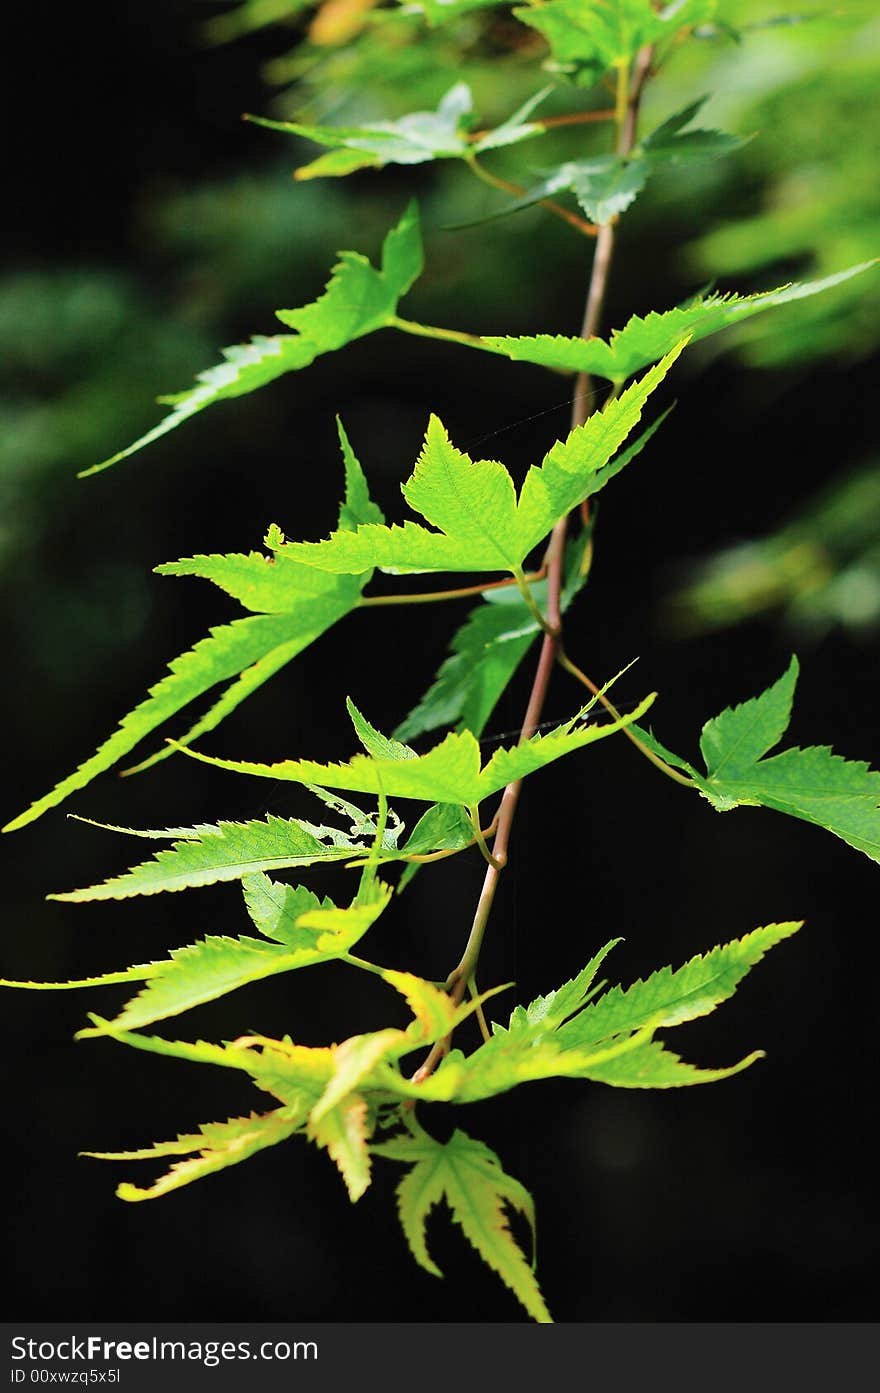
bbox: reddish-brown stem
[410,49,655,1092]
[467,155,599,238]
[410,529,566,1087]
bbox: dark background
[2,2,877,1322]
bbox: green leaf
[698,655,798,777]
[641,97,748,166]
[65,877,391,1040]
[514,0,718,83]
[648,658,880,862]
[174,687,657,806]
[242,874,328,943]
[86,1109,305,1202]
[253,84,547,179]
[557,922,802,1049]
[397,803,475,856]
[283,350,680,576]
[373,1126,551,1322]
[453,154,651,230]
[5,424,383,833]
[572,1038,763,1087]
[49,816,375,902]
[453,94,745,231]
[500,938,622,1036]
[450,923,799,1100]
[295,877,393,942]
[78,937,321,1035]
[85,203,423,475]
[394,532,591,743]
[483,263,878,385]
[308,1092,373,1201]
[566,155,650,224]
[0,965,157,992]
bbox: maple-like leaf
[373,1126,551,1322]
[282,350,680,577]
[85,203,422,475]
[444,923,800,1100]
[175,687,656,806]
[250,83,549,179]
[483,263,877,385]
[637,656,880,862]
[514,0,718,84]
[4,423,381,833]
[50,816,373,902]
[459,97,746,228]
[84,1109,304,1201]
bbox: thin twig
[466,154,599,239]
[361,570,544,608]
[410,56,655,1091]
[557,648,695,788]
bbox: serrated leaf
[574,1038,763,1087]
[380,970,461,1043]
[75,880,392,1034]
[295,877,393,944]
[373,1127,550,1322]
[448,924,798,1101]
[0,965,157,992]
[500,938,622,1036]
[86,203,422,475]
[698,655,798,777]
[557,922,801,1049]
[5,424,383,832]
[242,874,329,943]
[461,154,650,231]
[514,0,718,82]
[641,96,748,166]
[77,936,321,1036]
[648,658,880,862]
[310,1032,406,1126]
[86,1109,304,1202]
[252,83,546,179]
[4,606,345,833]
[153,550,345,615]
[50,816,371,902]
[484,263,878,385]
[308,1092,373,1200]
[283,351,680,577]
[175,687,656,806]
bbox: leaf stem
[513,566,558,637]
[410,46,656,1092]
[465,154,599,238]
[469,977,492,1044]
[361,571,544,608]
[340,953,389,978]
[556,648,695,788]
[468,806,505,871]
[390,315,496,352]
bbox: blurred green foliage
[6,0,877,645]
[667,460,880,637]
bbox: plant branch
[410,48,655,1092]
